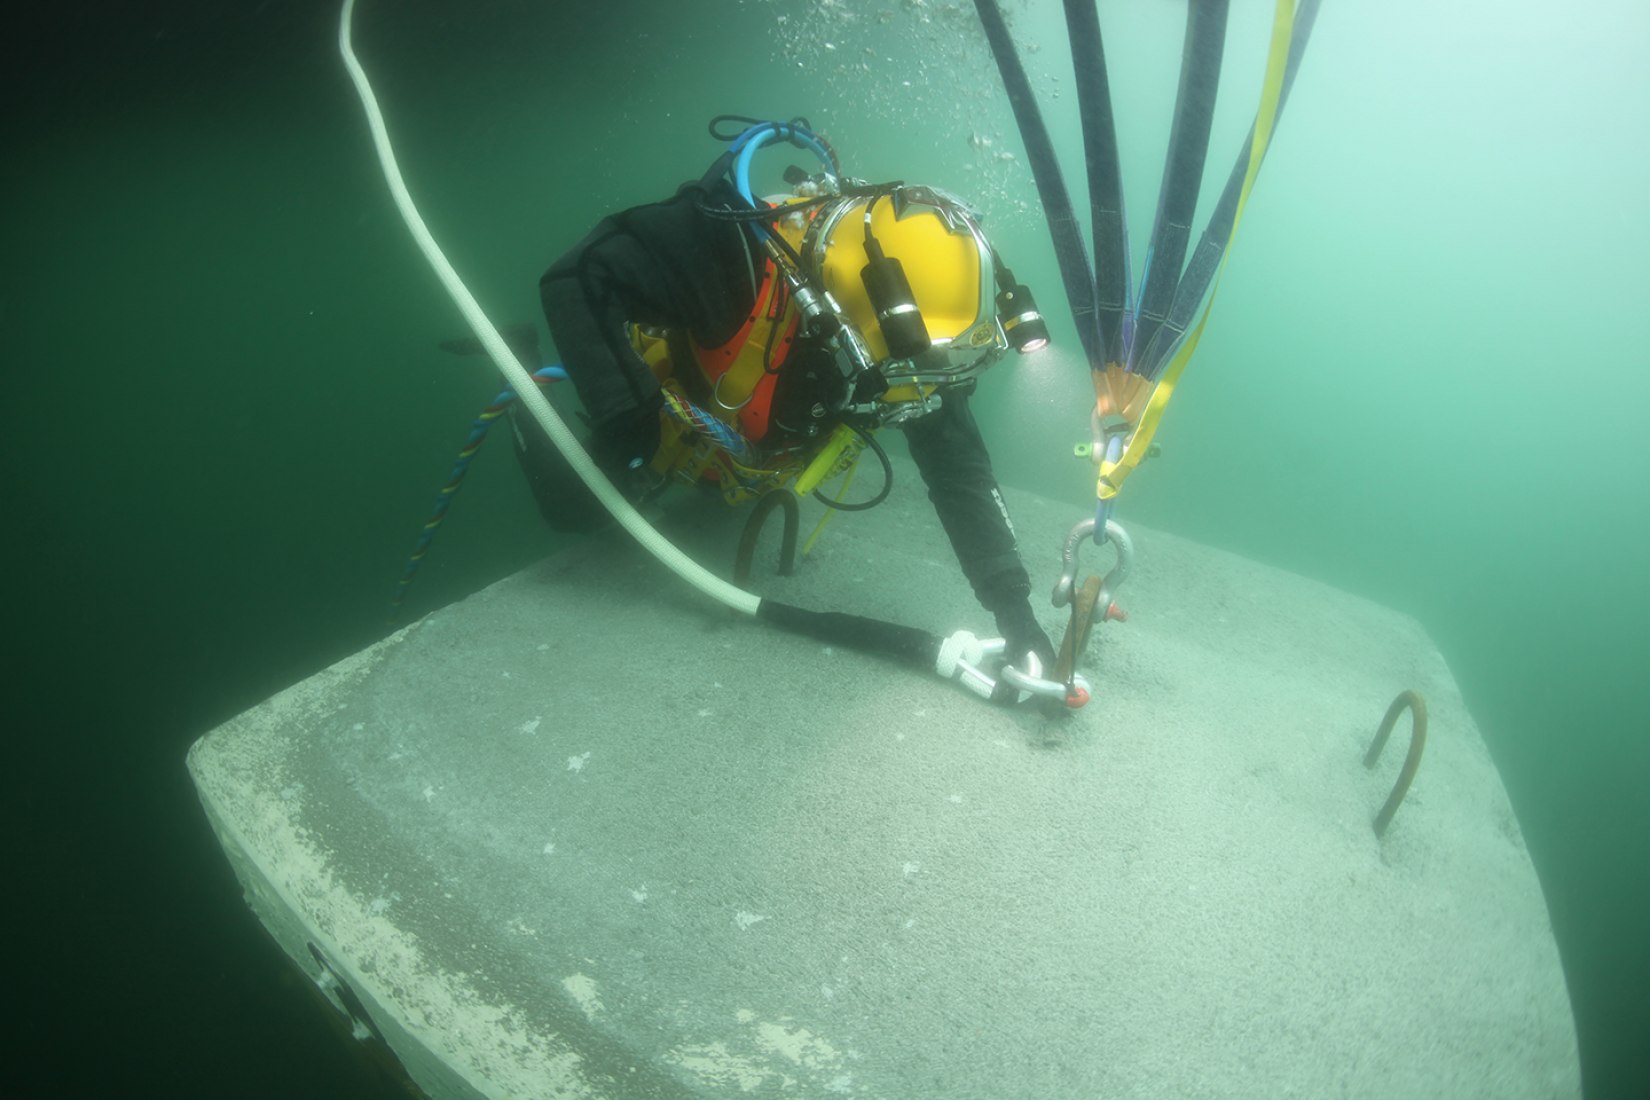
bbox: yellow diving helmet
[798,184,1047,421]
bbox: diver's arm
[537,180,757,457]
[903,394,1054,664]
[538,230,666,435]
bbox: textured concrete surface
[188,455,1579,1098]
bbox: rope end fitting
[936,630,1090,708]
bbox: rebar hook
[1363,690,1428,837]
[734,491,799,584]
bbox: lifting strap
[972,0,1323,504]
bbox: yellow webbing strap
[801,463,856,556]
[1097,0,1296,502]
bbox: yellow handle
[794,423,861,497]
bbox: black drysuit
[522,173,1051,657]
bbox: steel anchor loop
[998,654,1091,706]
[1052,517,1134,611]
[936,631,1090,708]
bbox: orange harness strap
[691,257,799,442]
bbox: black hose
[696,191,837,223]
[813,423,893,512]
[972,0,1102,369]
[756,599,941,670]
[1130,0,1229,373]
[1133,0,1324,379]
[1063,0,1129,369]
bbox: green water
[9,1,1646,1096]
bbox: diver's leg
[507,404,610,532]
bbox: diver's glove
[589,400,663,475]
[989,596,1057,674]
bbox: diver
[510,117,1058,678]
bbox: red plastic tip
[1105,603,1129,622]
[1066,685,1091,709]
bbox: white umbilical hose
[338,0,760,617]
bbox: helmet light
[996,283,1049,353]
